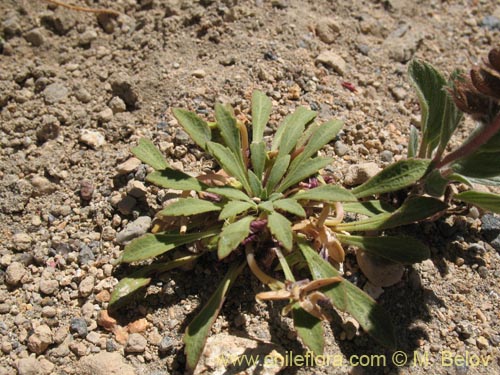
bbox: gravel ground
[1,1,500,374]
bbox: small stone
[24,28,45,46]
[69,341,88,357]
[110,72,139,109]
[380,150,393,163]
[38,358,54,374]
[315,18,340,44]
[334,141,349,156]
[78,244,95,265]
[79,352,135,375]
[476,336,489,349]
[42,306,57,318]
[343,317,360,340]
[2,17,21,37]
[70,317,88,338]
[480,214,500,241]
[80,180,94,201]
[95,290,111,303]
[5,262,27,286]
[315,51,347,76]
[127,318,148,333]
[78,29,97,46]
[125,333,147,353]
[79,275,95,297]
[31,175,55,196]
[480,15,500,30]
[108,96,126,113]
[117,157,141,175]
[17,357,41,375]
[117,195,137,215]
[43,82,69,104]
[12,232,32,251]
[344,162,381,186]
[75,87,92,103]
[97,310,117,331]
[28,324,53,354]
[126,180,147,198]
[192,69,206,78]
[39,278,59,295]
[79,129,106,149]
[116,216,151,244]
[86,331,101,345]
[36,115,60,143]
[98,107,113,123]
[101,226,116,241]
[478,266,488,279]
[390,86,407,101]
[158,335,174,353]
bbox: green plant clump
[109,47,500,372]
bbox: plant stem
[245,245,284,290]
[434,113,500,169]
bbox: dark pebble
[480,214,500,241]
[70,317,88,338]
[490,235,500,252]
[106,338,117,352]
[477,266,488,279]
[480,15,500,30]
[468,243,486,256]
[158,335,174,353]
[78,244,95,265]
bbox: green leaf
[172,108,211,150]
[184,262,245,371]
[342,201,396,217]
[454,190,500,214]
[248,170,263,198]
[408,125,419,158]
[273,198,306,217]
[337,234,430,264]
[289,119,344,172]
[266,155,290,193]
[207,141,252,193]
[298,240,396,348]
[131,138,169,170]
[159,198,221,216]
[352,159,431,198]
[218,216,254,259]
[424,169,449,197]
[460,175,500,186]
[147,169,206,192]
[277,157,333,193]
[258,200,275,213]
[219,201,255,220]
[408,60,451,157]
[267,211,293,250]
[121,228,220,263]
[452,152,500,179]
[250,142,267,179]
[251,90,272,143]
[292,184,357,203]
[272,107,317,154]
[215,103,242,160]
[336,196,447,232]
[206,186,252,203]
[292,305,324,356]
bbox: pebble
[110,72,139,109]
[39,278,59,295]
[31,175,55,196]
[86,331,101,345]
[97,310,117,331]
[43,82,69,104]
[98,107,113,123]
[17,357,43,375]
[117,157,142,175]
[24,28,45,46]
[78,244,95,265]
[476,336,489,349]
[116,216,151,244]
[480,214,500,240]
[37,115,60,142]
[344,162,381,186]
[27,324,53,354]
[477,266,488,279]
[78,29,97,46]
[101,226,116,242]
[5,262,27,286]
[79,352,135,375]
[2,17,21,37]
[79,130,106,149]
[79,275,95,297]
[70,318,88,337]
[390,86,407,101]
[117,195,137,215]
[126,180,147,198]
[69,341,88,356]
[75,87,92,103]
[334,141,349,156]
[192,69,206,78]
[315,50,347,76]
[158,335,174,353]
[315,18,340,44]
[80,180,94,201]
[480,15,500,30]
[42,306,57,318]
[380,150,393,163]
[109,96,127,113]
[125,333,147,353]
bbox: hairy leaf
[454,190,500,214]
[218,216,254,259]
[408,125,419,158]
[159,198,221,216]
[206,186,253,203]
[184,262,245,371]
[292,184,357,203]
[251,90,272,143]
[337,234,430,264]
[452,151,500,179]
[267,211,293,250]
[342,201,396,217]
[248,170,263,198]
[219,201,255,220]
[272,107,317,154]
[352,159,431,198]
[131,138,169,170]
[273,198,306,217]
[292,305,324,356]
[277,157,333,193]
[299,240,396,348]
[121,229,220,263]
[147,169,206,192]
[424,169,449,197]
[172,108,211,150]
[215,103,242,160]
[266,154,291,193]
[250,141,267,180]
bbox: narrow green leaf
[454,190,500,214]
[298,240,396,348]
[292,305,324,356]
[337,234,430,264]
[460,175,500,186]
[277,157,333,193]
[206,186,252,203]
[251,90,272,143]
[258,201,275,213]
[267,211,293,250]
[336,196,447,232]
[147,169,206,192]
[424,169,449,197]
[131,138,169,170]
[172,108,211,150]
[292,184,357,203]
[184,262,245,371]
[273,198,306,217]
[342,201,396,217]
[218,216,254,259]
[296,122,321,149]
[219,201,254,220]
[408,125,419,158]
[250,142,267,179]
[207,141,252,193]
[452,152,500,178]
[266,155,290,193]
[289,119,343,172]
[352,159,431,198]
[215,103,242,160]
[121,228,220,263]
[272,107,317,154]
[159,198,221,216]
[248,170,263,198]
